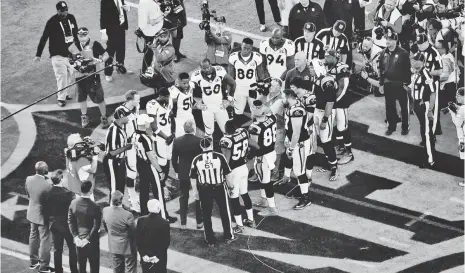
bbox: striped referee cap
[412,52,425,62]
[200,137,213,150]
[113,107,131,120]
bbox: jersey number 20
[232,139,249,160]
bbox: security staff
[132,114,177,223]
[189,137,236,247]
[379,28,411,136]
[410,53,437,168]
[288,0,327,41]
[103,107,132,200]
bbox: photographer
[160,0,187,62]
[64,134,100,200]
[372,0,402,48]
[358,37,384,95]
[138,0,165,73]
[205,16,232,69]
[70,27,110,129]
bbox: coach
[34,1,78,107]
[172,120,204,229]
[379,28,411,136]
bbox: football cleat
[254,197,268,208]
[244,219,256,228]
[258,207,278,216]
[225,236,238,244]
[338,153,354,165]
[29,262,40,270]
[167,216,178,224]
[233,226,245,234]
[293,194,312,210]
[329,167,339,181]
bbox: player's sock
[234,215,244,227]
[231,197,242,216]
[297,175,309,194]
[260,189,267,199]
[343,129,353,153]
[264,182,275,198]
[246,209,254,221]
[306,154,315,178]
[336,129,344,148]
[323,142,337,164]
[241,193,253,210]
[284,168,292,178]
[267,197,276,208]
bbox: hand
[101,32,108,42]
[149,256,159,263]
[142,255,150,262]
[360,71,368,80]
[380,19,388,27]
[286,147,294,159]
[74,237,81,246]
[403,85,411,93]
[320,121,327,130]
[275,175,290,186]
[33,57,41,63]
[158,171,165,181]
[80,239,90,247]
[379,86,384,94]
[221,99,230,110]
[427,110,434,120]
[165,135,175,145]
[125,143,133,151]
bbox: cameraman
[161,0,187,62]
[64,134,99,200]
[359,37,383,95]
[372,0,402,48]
[205,16,232,69]
[138,0,165,73]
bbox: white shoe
[254,197,268,208]
[105,76,113,82]
[260,24,266,32]
[258,207,278,216]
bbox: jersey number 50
[232,139,249,160]
[263,124,277,146]
[204,84,221,96]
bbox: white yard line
[378,237,411,249]
[405,211,431,227]
[449,197,465,206]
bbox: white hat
[147,199,162,213]
[137,114,154,126]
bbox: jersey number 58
[232,139,249,160]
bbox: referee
[189,137,236,247]
[132,114,178,223]
[294,22,325,65]
[104,107,132,200]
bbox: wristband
[284,168,292,177]
[322,116,329,123]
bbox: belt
[105,154,125,160]
[384,79,403,85]
[197,183,224,188]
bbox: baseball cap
[412,52,425,62]
[385,28,398,40]
[325,49,339,58]
[56,1,68,10]
[113,107,131,120]
[158,28,170,36]
[200,137,213,150]
[283,88,298,97]
[77,27,89,35]
[416,33,428,44]
[253,100,263,107]
[136,114,154,126]
[303,22,316,32]
[333,20,346,33]
[216,16,226,23]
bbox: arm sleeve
[71,15,79,42]
[87,205,102,240]
[100,0,107,31]
[68,202,79,237]
[36,20,51,57]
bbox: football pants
[153,135,173,166]
[202,105,229,136]
[254,151,277,184]
[229,165,249,198]
[335,108,349,132]
[313,108,336,143]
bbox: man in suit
[68,181,102,273]
[100,0,133,82]
[136,199,170,273]
[25,161,53,273]
[43,170,78,273]
[102,191,137,273]
[172,119,203,229]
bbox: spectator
[138,0,165,73]
[25,161,53,273]
[64,134,98,200]
[278,0,299,37]
[378,28,411,136]
[34,1,78,107]
[68,181,102,273]
[136,199,171,273]
[172,119,204,229]
[164,0,188,62]
[102,191,137,273]
[100,0,133,82]
[205,16,232,69]
[71,27,110,128]
[43,170,78,273]
[288,0,327,41]
[254,0,282,32]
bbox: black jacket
[288,2,327,41]
[323,0,365,37]
[172,134,202,181]
[36,14,78,58]
[68,197,102,241]
[43,186,75,233]
[136,213,170,257]
[379,45,411,85]
[100,0,129,31]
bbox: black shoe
[329,167,339,181]
[39,267,55,273]
[419,161,435,169]
[57,100,66,107]
[244,219,256,228]
[205,240,216,247]
[338,153,354,165]
[29,262,40,269]
[167,216,178,224]
[293,194,312,210]
[419,141,425,147]
[401,129,410,135]
[65,95,72,100]
[385,129,395,136]
[173,55,180,63]
[177,53,187,59]
[435,129,443,135]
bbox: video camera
[249,78,273,99]
[65,136,104,161]
[442,100,461,114]
[199,0,217,31]
[158,0,184,14]
[69,54,97,74]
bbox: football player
[146,87,176,182]
[316,20,350,64]
[192,58,236,137]
[259,28,295,80]
[229,38,265,119]
[220,120,256,233]
[294,22,325,66]
[280,88,313,210]
[170,72,195,137]
[325,49,354,165]
[310,59,339,181]
[120,90,141,212]
[249,100,279,216]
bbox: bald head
[294,51,307,67]
[147,199,162,213]
[270,28,284,46]
[35,161,48,175]
[184,119,196,134]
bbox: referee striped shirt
[105,122,127,159]
[132,130,153,162]
[422,45,443,76]
[294,36,325,61]
[190,151,231,185]
[316,27,350,54]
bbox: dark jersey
[285,102,310,142]
[314,75,337,110]
[300,92,317,126]
[249,114,277,156]
[220,128,249,170]
[328,62,351,108]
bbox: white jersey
[169,85,194,118]
[229,52,263,89]
[146,99,173,136]
[191,66,227,106]
[260,39,295,79]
